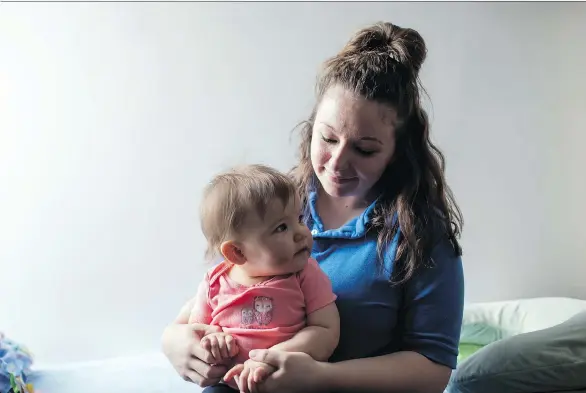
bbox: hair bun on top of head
[341,21,427,76]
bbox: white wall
[0,2,584,364]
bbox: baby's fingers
[239,367,251,393]
[200,335,220,362]
[252,367,269,383]
[216,335,229,360]
[209,335,222,362]
[224,364,244,382]
[200,336,211,351]
[225,334,239,358]
[248,370,258,393]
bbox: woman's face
[310,85,397,200]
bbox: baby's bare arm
[269,303,340,361]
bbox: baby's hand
[199,332,239,364]
[224,359,277,393]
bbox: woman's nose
[329,144,350,171]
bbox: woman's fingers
[199,375,222,388]
[248,349,285,367]
[187,356,227,382]
[191,323,222,337]
[183,369,204,384]
[182,366,220,387]
[192,340,217,365]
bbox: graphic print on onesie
[240,296,273,328]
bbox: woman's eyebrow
[319,122,382,144]
[359,136,383,145]
[319,122,336,131]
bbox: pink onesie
[189,257,337,387]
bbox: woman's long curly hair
[291,22,463,284]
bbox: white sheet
[29,353,203,393]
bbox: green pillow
[457,343,484,363]
[457,322,504,364]
[448,311,586,393]
[460,322,506,346]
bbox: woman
[162,21,464,393]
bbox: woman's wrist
[314,360,336,391]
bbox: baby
[178,164,340,393]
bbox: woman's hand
[248,349,328,393]
[225,359,277,393]
[161,323,237,387]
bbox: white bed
[27,297,586,393]
[29,352,202,393]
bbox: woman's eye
[275,224,288,233]
[298,215,304,223]
[321,135,336,144]
[355,147,376,157]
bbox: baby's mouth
[295,247,310,256]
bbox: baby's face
[237,194,312,277]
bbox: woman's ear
[220,241,247,265]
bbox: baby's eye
[275,223,288,233]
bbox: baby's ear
[220,241,246,265]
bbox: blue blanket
[0,333,34,393]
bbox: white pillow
[462,297,586,337]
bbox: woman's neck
[316,189,373,230]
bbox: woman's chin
[321,180,358,198]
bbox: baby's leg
[202,383,239,393]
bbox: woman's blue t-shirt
[306,190,465,369]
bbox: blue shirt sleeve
[399,237,465,369]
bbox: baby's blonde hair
[200,164,297,261]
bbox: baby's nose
[294,231,305,242]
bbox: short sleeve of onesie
[298,258,338,315]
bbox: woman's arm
[162,276,231,387]
[161,317,228,386]
[326,238,464,392]
[249,349,449,393]
[320,351,451,393]
[269,302,340,361]
[173,296,197,323]
[251,238,464,393]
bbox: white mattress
[29,352,203,393]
